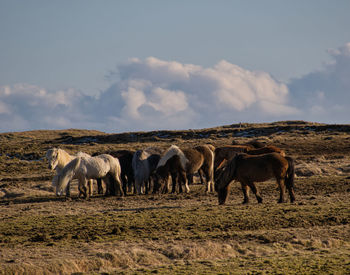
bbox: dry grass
[1,121,350,274]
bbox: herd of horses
[46,140,296,205]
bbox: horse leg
[202,167,214,193]
[114,174,124,197]
[145,179,151,195]
[277,178,286,203]
[171,173,177,193]
[65,182,71,197]
[97,178,103,195]
[247,181,263,203]
[77,178,84,198]
[199,169,206,185]
[135,178,142,195]
[162,176,171,194]
[285,178,296,203]
[88,179,93,197]
[188,174,194,185]
[78,177,88,199]
[240,182,250,204]
[183,172,190,193]
[121,173,127,195]
[287,185,296,203]
[103,176,111,196]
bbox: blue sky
[1,1,350,133]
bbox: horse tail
[284,156,295,189]
[56,157,81,196]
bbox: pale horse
[55,154,124,199]
[46,148,94,197]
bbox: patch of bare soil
[0,121,350,274]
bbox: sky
[1,0,350,133]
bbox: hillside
[0,121,350,274]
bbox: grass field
[0,121,349,274]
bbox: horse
[214,144,286,172]
[215,153,295,205]
[55,154,124,199]
[106,150,135,195]
[193,145,215,192]
[46,148,94,197]
[132,147,161,195]
[154,145,214,193]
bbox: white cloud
[0,57,302,133]
[0,84,93,132]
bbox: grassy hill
[0,121,349,274]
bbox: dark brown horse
[109,150,135,195]
[154,145,214,193]
[215,153,295,205]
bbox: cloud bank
[288,42,350,123]
[1,43,349,133]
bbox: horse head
[46,148,59,170]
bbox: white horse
[46,148,93,196]
[55,154,124,199]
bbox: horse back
[194,145,214,170]
[182,148,204,173]
[108,150,134,173]
[246,145,285,157]
[236,153,288,182]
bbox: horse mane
[157,145,188,169]
[56,157,81,195]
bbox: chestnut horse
[215,153,295,205]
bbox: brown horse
[154,145,214,193]
[215,153,295,205]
